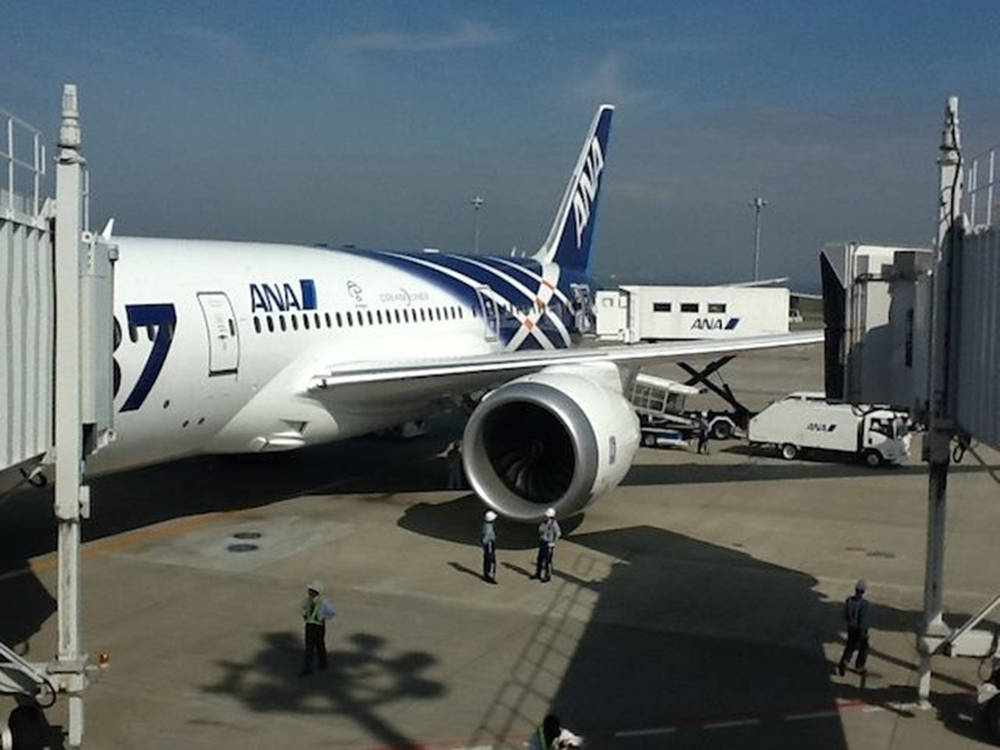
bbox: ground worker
[534,508,561,582]
[697,411,710,454]
[299,580,336,676]
[528,714,582,749]
[446,441,465,489]
[482,510,498,584]
[838,579,870,676]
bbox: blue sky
[3,1,1000,286]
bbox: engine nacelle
[462,365,640,521]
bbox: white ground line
[862,705,886,713]
[614,727,677,738]
[785,710,841,721]
[703,718,761,730]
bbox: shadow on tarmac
[399,493,584,550]
[461,525,997,749]
[201,631,444,748]
[0,426,459,566]
[624,453,1000,487]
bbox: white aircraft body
[69,105,820,521]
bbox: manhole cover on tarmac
[227,543,260,553]
[232,531,263,540]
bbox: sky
[3,1,1000,288]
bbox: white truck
[596,285,789,343]
[748,392,910,466]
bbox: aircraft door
[474,286,500,342]
[197,292,239,375]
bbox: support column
[916,95,962,707]
[53,83,87,748]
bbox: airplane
[28,104,822,521]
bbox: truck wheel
[643,433,656,448]
[780,443,798,461]
[986,694,1000,742]
[711,419,733,440]
[863,450,883,468]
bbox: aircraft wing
[307,330,823,403]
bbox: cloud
[329,20,509,54]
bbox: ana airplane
[68,105,819,521]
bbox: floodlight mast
[471,195,484,254]
[749,195,768,282]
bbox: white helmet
[545,508,556,518]
[856,579,867,593]
[307,580,324,594]
[484,510,497,521]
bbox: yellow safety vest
[305,597,324,625]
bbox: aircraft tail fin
[533,105,614,270]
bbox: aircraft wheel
[863,449,883,468]
[780,443,798,461]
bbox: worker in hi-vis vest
[299,580,336,676]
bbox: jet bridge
[1,87,116,749]
[821,98,1000,731]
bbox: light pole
[471,195,484,253]
[749,195,768,281]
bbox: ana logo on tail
[572,136,605,248]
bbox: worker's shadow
[398,494,584,549]
[201,630,444,748]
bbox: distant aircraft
[45,105,822,520]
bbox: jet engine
[462,365,640,521]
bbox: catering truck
[748,392,910,466]
[596,285,790,342]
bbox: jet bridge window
[708,303,726,313]
[653,302,671,312]
[681,303,699,313]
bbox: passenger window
[394,309,401,323]
[279,315,286,331]
[228,319,236,336]
[346,311,353,326]
[367,311,373,325]
[291,316,298,331]
[253,317,261,334]
[266,316,274,332]
[377,310,383,325]
[303,315,310,330]
[334,312,340,327]
[314,313,321,328]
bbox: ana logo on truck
[691,317,740,331]
[807,423,837,432]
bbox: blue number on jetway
[120,303,177,412]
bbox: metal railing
[0,106,46,217]
[966,145,999,228]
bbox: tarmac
[2,342,999,749]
